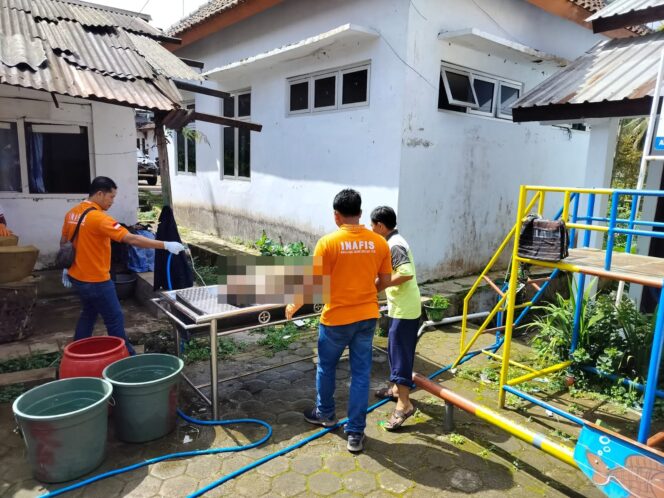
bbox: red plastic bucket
[59,337,129,379]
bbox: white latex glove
[164,241,185,255]
[62,269,72,288]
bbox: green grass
[252,322,300,356]
[0,384,27,403]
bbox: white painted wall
[170,0,409,242]
[396,0,603,279]
[169,0,605,280]
[0,86,137,267]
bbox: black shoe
[347,432,365,452]
[303,407,337,427]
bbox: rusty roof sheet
[515,30,664,111]
[587,0,664,20]
[0,0,204,111]
[167,0,242,36]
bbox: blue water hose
[41,251,496,497]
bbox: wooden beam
[592,6,664,33]
[192,111,263,132]
[512,97,653,123]
[154,112,173,207]
[165,0,283,50]
[175,80,230,99]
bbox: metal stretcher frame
[152,292,322,419]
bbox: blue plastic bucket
[103,353,183,443]
[12,377,113,482]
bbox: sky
[92,0,210,31]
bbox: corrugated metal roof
[587,0,664,21]
[0,0,204,111]
[167,0,242,36]
[6,0,164,38]
[515,30,664,111]
[567,0,651,34]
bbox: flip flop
[384,407,415,431]
[374,386,397,401]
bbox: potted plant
[424,294,450,322]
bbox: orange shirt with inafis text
[314,224,391,326]
[61,200,129,282]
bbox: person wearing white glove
[163,241,185,254]
[59,176,186,356]
[62,269,72,288]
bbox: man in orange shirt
[0,203,12,237]
[61,176,184,355]
[287,189,391,452]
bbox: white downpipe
[417,311,490,338]
[615,49,664,305]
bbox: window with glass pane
[499,84,520,117]
[223,96,235,118]
[186,133,196,173]
[314,76,336,108]
[290,81,309,111]
[223,127,235,176]
[26,124,90,194]
[0,122,21,192]
[472,79,495,114]
[342,69,368,105]
[176,131,186,172]
[444,70,477,107]
[238,128,250,178]
[238,93,251,117]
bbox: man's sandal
[374,386,397,401]
[384,407,415,431]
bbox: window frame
[438,62,523,121]
[441,66,479,109]
[497,81,522,120]
[221,90,252,181]
[339,65,371,109]
[287,62,371,115]
[174,101,197,176]
[312,72,338,112]
[468,75,498,118]
[0,117,94,197]
[287,78,310,115]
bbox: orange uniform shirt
[315,224,391,326]
[61,201,129,282]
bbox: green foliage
[529,281,657,406]
[192,258,221,286]
[254,231,310,256]
[428,294,450,309]
[0,384,27,403]
[251,322,302,355]
[0,352,60,374]
[182,338,245,364]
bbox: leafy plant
[428,294,450,309]
[182,338,245,364]
[251,322,300,355]
[0,352,60,374]
[254,231,310,256]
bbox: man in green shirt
[372,206,421,430]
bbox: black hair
[371,206,397,230]
[89,176,117,196]
[333,189,362,217]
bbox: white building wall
[396,0,604,279]
[0,86,137,267]
[170,0,410,246]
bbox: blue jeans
[316,318,376,434]
[387,317,419,387]
[70,278,136,355]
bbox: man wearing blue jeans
[287,189,391,452]
[61,177,184,355]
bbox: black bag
[55,207,96,269]
[518,215,569,262]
